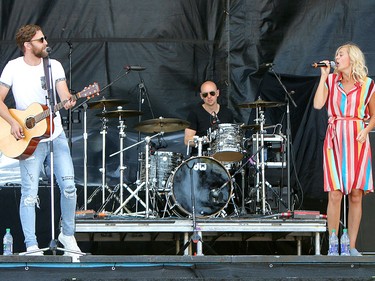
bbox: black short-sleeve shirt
[186,103,234,155]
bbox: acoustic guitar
[0,83,100,160]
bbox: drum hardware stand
[111,132,164,217]
[240,168,247,215]
[110,108,142,215]
[98,111,110,205]
[253,108,269,214]
[248,139,288,214]
[73,66,133,210]
[187,135,209,156]
[269,66,297,210]
[80,107,122,211]
[211,145,265,217]
[251,107,287,214]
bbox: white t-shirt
[0,57,66,142]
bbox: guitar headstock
[79,83,100,99]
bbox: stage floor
[75,215,327,256]
[1,254,375,281]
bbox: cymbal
[134,117,190,133]
[96,110,142,118]
[238,99,285,108]
[88,98,129,109]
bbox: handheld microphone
[45,47,52,54]
[124,65,146,71]
[311,61,335,68]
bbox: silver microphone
[311,61,335,68]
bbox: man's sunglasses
[201,91,216,98]
[29,36,47,43]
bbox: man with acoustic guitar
[0,24,84,257]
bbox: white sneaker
[350,248,362,256]
[26,245,44,256]
[58,233,82,256]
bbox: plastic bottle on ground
[328,229,339,256]
[3,228,13,256]
[340,228,350,256]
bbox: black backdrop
[1,0,375,208]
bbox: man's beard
[33,47,48,58]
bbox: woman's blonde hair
[333,43,368,84]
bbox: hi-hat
[88,98,129,109]
[134,117,190,133]
[96,110,142,118]
[238,99,285,108]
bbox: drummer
[184,80,234,156]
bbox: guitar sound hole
[25,117,36,129]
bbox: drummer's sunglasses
[201,91,216,98]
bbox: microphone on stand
[259,62,274,68]
[124,65,146,71]
[212,111,220,126]
[209,188,224,204]
[44,47,52,58]
[311,61,336,68]
[210,112,220,131]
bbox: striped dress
[323,73,375,194]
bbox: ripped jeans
[19,132,77,248]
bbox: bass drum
[168,156,232,218]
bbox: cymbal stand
[117,109,128,214]
[111,132,163,217]
[84,107,114,209]
[269,66,297,210]
[254,107,268,215]
[100,111,109,204]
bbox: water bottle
[340,229,350,256]
[3,228,13,256]
[328,229,339,256]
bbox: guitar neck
[32,83,99,125]
[34,94,78,123]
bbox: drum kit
[82,96,288,218]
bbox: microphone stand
[177,164,217,256]
[67,40,73,151]
[136,75,155,181]
[22,53,69,255]
[268,66,297,210]
[42,53,63,254]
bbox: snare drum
[167,156,232,218]
[139,151,183,191]
[210,123,244,162]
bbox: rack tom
[210,123,244,162]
